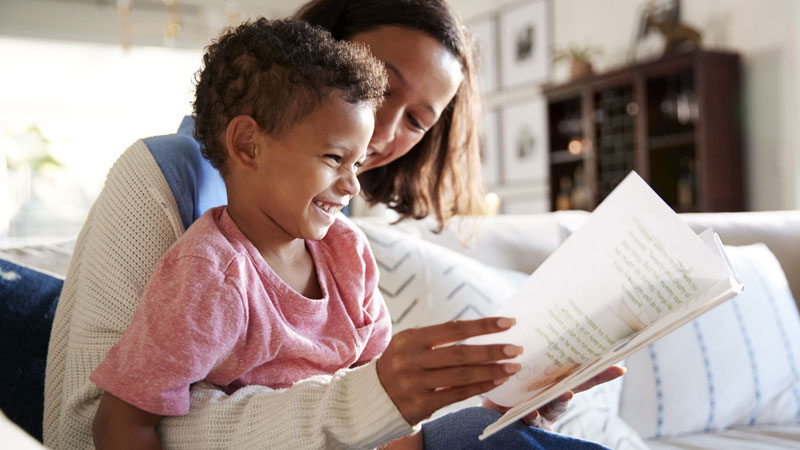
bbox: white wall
[454,0,800,211]
[794,0,800,209]
[0,0,301,50]
[1,0,797,211]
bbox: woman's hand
[481,365,627,430]
[376,317,523,426]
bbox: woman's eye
[407,114,425,132]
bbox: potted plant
[552,44,603,80]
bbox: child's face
[251,94,374,241]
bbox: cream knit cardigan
[43,140,412,449]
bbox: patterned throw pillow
[354,219,528,332]
[619,244,800,438]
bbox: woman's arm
[44,140,185,449]
[159,318,520,449]
[93,393,163,450]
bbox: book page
[480,278,740,440]
[467,172,738,408]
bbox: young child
[90,18,401,448]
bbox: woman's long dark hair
[295,0,485,230]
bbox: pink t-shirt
[91,206,391,416]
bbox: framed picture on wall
[480,109,500,186]
[499,0,551,88]
[469,14,498,94]
[500,96,548,184]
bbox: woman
[43,1,621,448]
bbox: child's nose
[339,169,360,197]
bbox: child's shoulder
[164,207,240,267]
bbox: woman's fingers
[534,391,572,423]
[408,317,516,348]
[419,363,521,389]
[430,379,510,408]
[478,366,628,431]
[571,366,626,394]
[415,344,523,369]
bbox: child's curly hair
[193,18,387,170]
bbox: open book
[471,171,743,440]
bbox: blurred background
[0,0,798,242]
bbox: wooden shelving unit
[545,50,744,213]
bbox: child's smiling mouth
[312,198,345,216]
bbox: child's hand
[481,365,626,430]
[93,392,164,450]
[376,317,523,426]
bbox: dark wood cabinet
[545,50,744,212]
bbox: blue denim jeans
[421,407,611,450]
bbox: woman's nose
[371,101,403,144]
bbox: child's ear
[225,115,261,170]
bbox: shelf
[545,50,743,212]
[549,150,584,164]
[648,131,696,150]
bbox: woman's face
[349,26,463,172]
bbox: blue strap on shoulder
[143,116,227,230]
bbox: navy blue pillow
[0,258,62,442]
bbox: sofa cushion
[0,258,63,442]
[0,410,46,449]
[353,213,568,276]
[681,211,800,311]
[645,423,800,449]
[353,219,528,332]
[619,244,800,438]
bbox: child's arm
[93,392,164,450]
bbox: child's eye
[325,154,342,164]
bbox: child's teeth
[315,199,334,214]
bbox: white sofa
[2,210,799,449]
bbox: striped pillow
[618,244,800,438]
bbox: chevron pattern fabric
[354,220,528,333]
